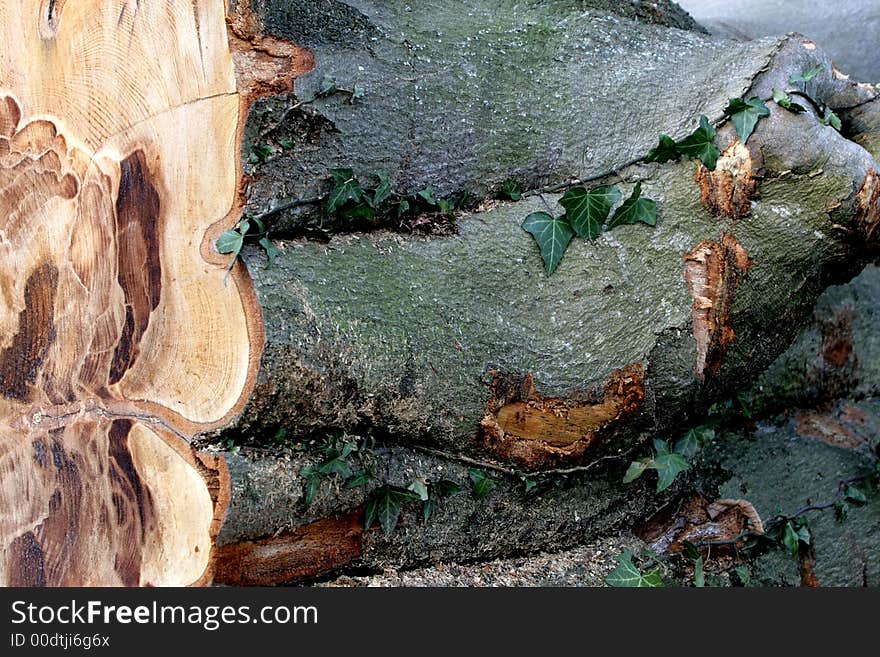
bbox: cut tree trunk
[210,6,880,583]
[0,1,310,585]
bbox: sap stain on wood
[481,364,645,468]
[109,151,162,385]
[694,139,759,219]
[0,263,58,402]
[213,511,363,586]
[683,232,752,378]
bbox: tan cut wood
[0,0,310,586]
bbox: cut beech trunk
[0,1,310,585]
[213,8,880,580]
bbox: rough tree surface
[208,3,880,583]
[0,1,311,585]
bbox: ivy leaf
[367,485,420,538]
[299,466,321,506]
[789,64,824,85]
[351,84,366,101]
[781,521,800,557]
[503,179,522,201]
[644,134,680,163]
[653,452,689,492]
[835,501,849,522]
[608,182,657,229]
[559,185,621,239]
[327,168,364,214]
[653,438,672,456]
[258,237,278,269]
[605,550,664,587]
[422,498,438,522]
[523,478,537,494]
[623,458,651,484]
[819,107,842,131]
[216,229,244,255]
[521,211,575,274]
[432,479,463,498]
[468,468,499,499]
[724,97,770,144]
[278,139,295,150]
[417,186,437,206]
[408,477,429,502]
[674,428,702,459]
[734,565,751,587]
[344,469,372,489]
[676,115,720,170]
[772,89,807,114]
[843,485,867,505]
[371,173,392,206]
[318,456,352,479]
[340,202,376,221]
[682,540,700,562]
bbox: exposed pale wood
[0,0,308,586]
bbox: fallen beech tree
[2,1,879,586]
[215,3,880,582]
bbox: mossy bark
[210,4,880,582]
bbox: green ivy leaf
[608,182,657,229]
[521,211,575,274]
[559,185,621,239]
[371,173,393,207]
[724,97,770,144]
[432,479,463,498]
[605,550,664,587]
[644,134,680,164]
[397,198,411,217]
[216,229,244,255]
[468,468,499,499]
[623,459,651,484]
[781,521,800,557]
[523,478,537,493]
[258,237,278,269]
[327,169,364,214]
[789,64,824,85]
[340,202,376,221]
[653,438,672,456]
[299,466,321,506]
[422,498,438,522]
[653,452,689,492]
[345,469,372,489]
[368,486,421,538]
[417,186,437,206]
[844,485,867,505]
[835,501,849,522]
[676,115,720,170]
[772,89,807,114]
[503,179,522,201]
[820,107,842,131]
[408,477,429,502]
[318,456,353,479]
[278,139,295,150]
[351,84,366,101]
[682,540,700,562]
[734,565,751,587]
[673,428,702,459]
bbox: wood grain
[0,0,309,586]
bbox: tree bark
[207,4,880,583]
